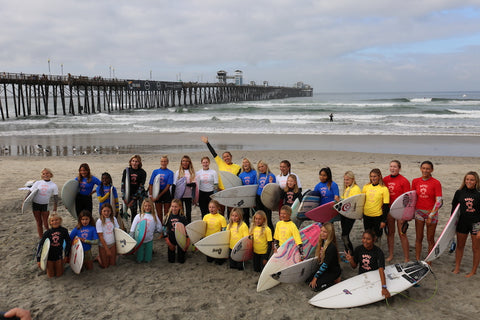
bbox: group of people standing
[27,138,480,290]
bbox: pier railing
[0,72,313,120]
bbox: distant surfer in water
[329,113,333,122]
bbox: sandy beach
[1,137,480,319]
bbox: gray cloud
[0,0,479,91]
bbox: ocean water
[1,91,479,137]
[1,91,479,156]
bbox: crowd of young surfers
[27,136,480,299]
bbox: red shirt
[383,174,410,205]
[411,177,442,211]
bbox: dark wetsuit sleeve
[381,203,389,222]
[376,246,385,269]
[451,190,460,215]
[205,142,218,158]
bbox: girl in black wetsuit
[451,171,480,277]
[309,222,341,291]
[345,230,391,298]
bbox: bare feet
[452,268,460,274]
[465,272,476,278]
[386,255,393,263]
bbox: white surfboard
[271,257,319,283]
[210,185,258,208]
[115,228,137,254]
[309,260,430,308]
[257,223,322,292]
[185,220,207,244]
[70,236,84,274]
[195,231,230,259]
[152,174,161,199]
[62,179,79,219]
[260,183,282,211]
[175,222,189,252]
[40,238,50,271]
[231,235,253,262]
[389,190,417,221]
[334,194,365,220]
[219,171,242,190]
[22,188,39,214]
[425,203,460,262]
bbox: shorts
[415,209,438,224]
[155,190,172,204]
[32,202,48,212]
[84,249,93,262]
[456,215,474,234]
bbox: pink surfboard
[389,190,417,221]
[305,201,339,223]
[257,222,322,292]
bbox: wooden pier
[0,72,313,120]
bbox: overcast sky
[1,1,479,92]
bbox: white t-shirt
[130,212,162,243]
[195,169,218,192]
[32,180,58,205]
[276,172,302,189]
[96,217,119,246]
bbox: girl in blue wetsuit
[75,163,101,215]
[256,160,276,232]
[239,158,257,227]
[313,167,340,205]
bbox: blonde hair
[163,198,184,225]
[343,171,358,195]
[314,222,339,264]
[284,174,299,193]
[99,203,115,225]
[241,158,253,173]
[178,155,196,181]
[249,210,267,236]
[160,155,169,164]
[257,160,273,176]
[48,212,63,228]
[208,199,221,214]
[228,208,244,231]
[41,168,54,178]
[140,198,158,221]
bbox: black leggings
[75,193,92,215]
[198,190,213,218]
[181,198,192,223]
[340,215,355,253]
